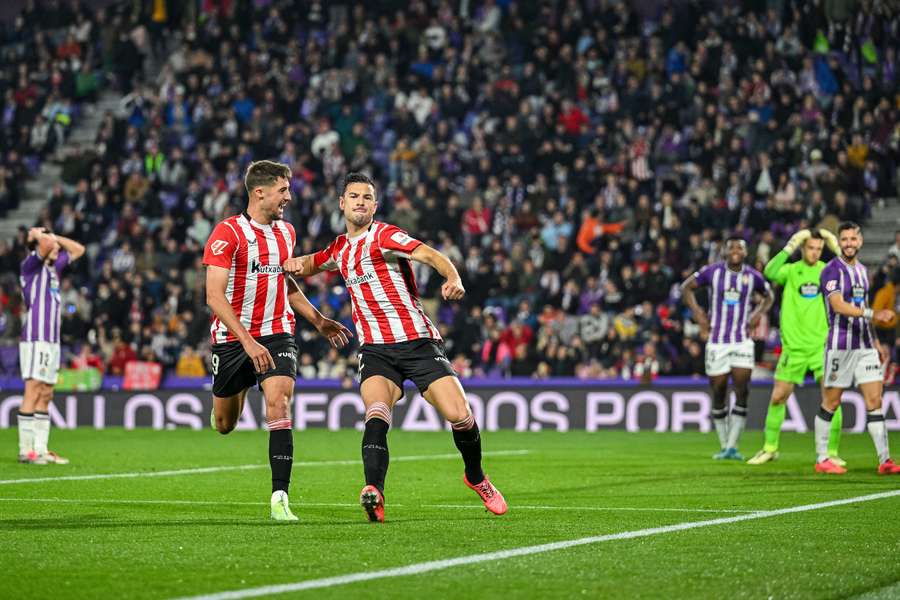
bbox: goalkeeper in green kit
[747,229,845,465]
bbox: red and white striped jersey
[202,211,296,344]
[313,221,441,345]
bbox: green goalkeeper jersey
[763,250,828,351]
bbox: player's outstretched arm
[206,265,275,373]
[410,243,465,300]
[286,275,352,348]
[283,254,323,277]
[680,274,710,332]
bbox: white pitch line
[173,489,900,600]
[0,497,758,514]
[424,504,760,513]
[0,450,529,486]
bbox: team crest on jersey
[741,274,750,285]
[825,280,837,292]
[210,240,229,255]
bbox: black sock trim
[818,407,835,422]
[731,407,748,417]
[867,413,885,423]
[712,409,728,419]
[17,411,34,418]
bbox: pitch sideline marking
[0,450,529,486]
[174,489,900,600]
[0,497,760,513]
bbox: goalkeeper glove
[819,229,840,255]
[784,229,811,254]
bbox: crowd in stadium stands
[1,0,900,384]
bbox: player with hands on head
[749,229,845,466]
[17,227,85,464]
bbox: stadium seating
[1,0,898,380]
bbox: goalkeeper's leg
[749,380,793,464]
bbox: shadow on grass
[0,513,482,531]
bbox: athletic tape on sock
[365,402,392,427]
[451,413,475,431]
[266,418,293,431]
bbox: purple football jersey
[19,250,69,344]
[693,262,770,344]
[820,257,875,350]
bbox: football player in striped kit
[682,236,774,461]
[17,227,85,464]
[285,172,507,523]
[814,222,900,475]
[203,160,352,520]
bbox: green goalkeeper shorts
[774,347,824,384]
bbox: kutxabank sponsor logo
[346,271,376,287]
[250,260,281,275]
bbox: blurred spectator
[70,344,104,372]
[175,346,206,377]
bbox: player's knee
[822,398,841,412]
[265,395,291,420]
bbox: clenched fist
[283,256,309,276]
[441,278,465,301]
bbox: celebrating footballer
[284,172,507,522]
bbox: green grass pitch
[2,428,900,599]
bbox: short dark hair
[341,172,376,195]
[244,160,291,195]
[26,227,49,251]
[808,230,824,241]
[838,221,861,235]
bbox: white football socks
[814,408,834,463]
[17,412,34,456]
[33,412,50,456]
[712,409,729,449]
[727,408,747,450]
[867,410,890,464]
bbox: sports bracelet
[862,308,874,320]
